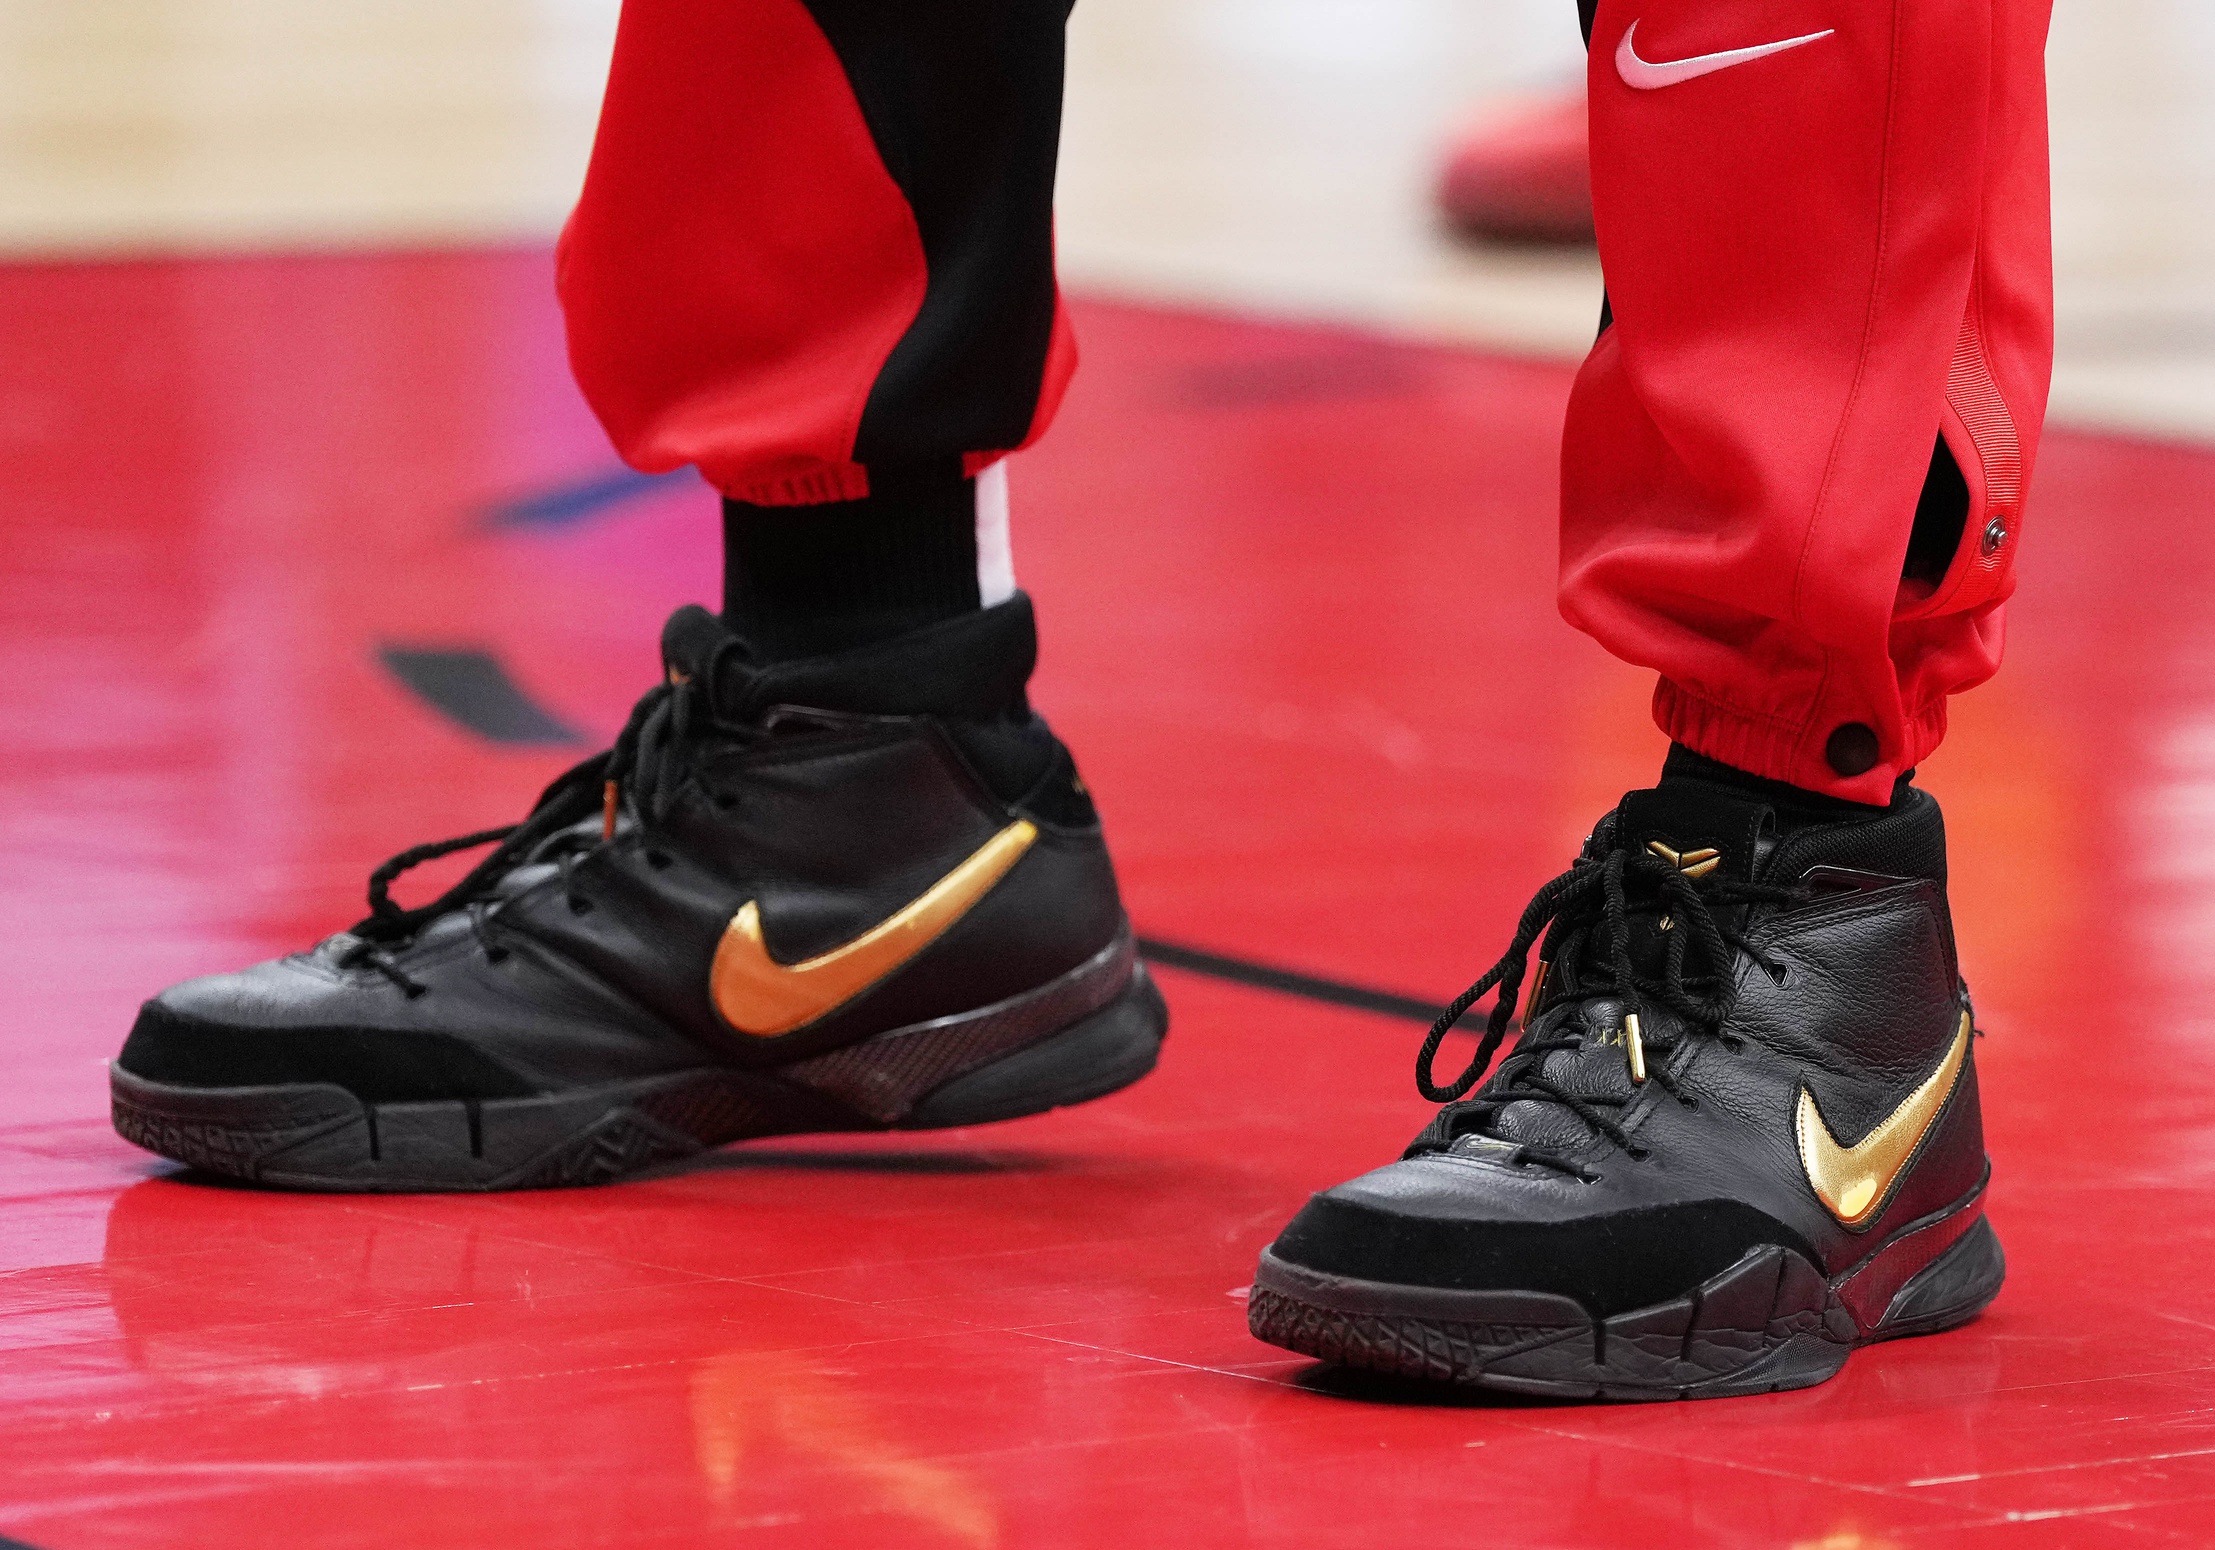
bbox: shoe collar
[659,595,1038,724]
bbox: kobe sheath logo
[711,821,1039,1037]
[1796,1014,1971,1227]
[1615,19,1835,91]
[1646,839,1721,878]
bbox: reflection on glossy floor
[8,251,2215,1547]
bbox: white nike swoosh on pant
[1614,19,1836,91]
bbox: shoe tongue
[1536,780,1775,1023]
[1455,786,1781,1160]
[1608,779,1776,887]
[659,604,747,686]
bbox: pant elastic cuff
[726,462,872,507]
[1652,680,1809,786]
[1900,700,1947,773]
[1654,679,1952,801]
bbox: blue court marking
[483,466,694,530]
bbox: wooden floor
[0,0,2209,437]
[8,262,2215,1550]
[7,12,2215,1549]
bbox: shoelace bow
[1411,839,1806,1164]
[339,665,723,995]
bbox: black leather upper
[1268,779,1989,1308]
[118,598,1128,1101]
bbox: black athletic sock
[722,461,981,661]
[1659,743,1908,830]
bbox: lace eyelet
[567,895,594,915]
[710,793,737,811]
[645,850,672,870]
[485,946,510,964]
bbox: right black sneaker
[111,595,1167,1191]
[1249,769,2001,1399]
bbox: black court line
[1136,937,1442,1024]
[378,646,586,746]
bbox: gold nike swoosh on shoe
[1796,1012,1971,1227]
[710,821,1039,1037]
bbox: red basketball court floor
[5,249,2215,1548]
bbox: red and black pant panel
[558,0,1075,505]
[801,0,1073,471]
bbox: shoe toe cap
[117,959,534,1103]
[1267,1158,1817,1319]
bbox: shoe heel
[1870,1215,2007,1341]
[899,964,1169,1129]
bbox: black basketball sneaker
[112,596,1167,1191]
[1248,759,2001,1399]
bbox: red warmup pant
[559,0,2054,803]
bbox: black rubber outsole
[111,967,1169,1193]
[1247,1207,2004,1402]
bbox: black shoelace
[1411,838,1805,1166]
[336,660,732,996]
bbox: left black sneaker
[1248,774,2001,1400]
[111,597,1166,1191]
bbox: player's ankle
[1657,741,1906,831]
[721,459,1013,662]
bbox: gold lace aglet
[1521,959,1550,1027]
[1624,1012,1647,1084]
[602,779,619,841]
